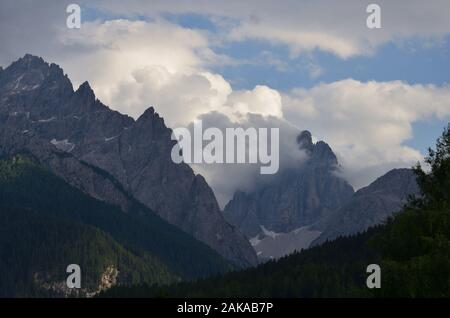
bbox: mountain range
[0,54,257,268]
[0,54,424,296]
[224,130,420,259]
[101,123,450,298]
[312,168,420,246]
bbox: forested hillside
[0,207,174,297]
[102,125,450,298]
[0,154,232,296]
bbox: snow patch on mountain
[252,226,322,261]
[104,135,119,142]
[260,226,280,238]
[38,117,56,123]
[50,139,75,152]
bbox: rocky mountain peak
[8,54,64,79]
[137,106,156,121]
[137,106,167,126]
[134,106,168,137]
[356,168,420,199]
[75,81,95,102]
[17,53,46,67]
[297,130,338,167]
[312,168,420,246]
[0,55,258,268]
[297,130,314,152]
[0,54,72,99]
[225,130,354,241]
[311,141,338,166]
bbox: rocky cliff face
[0,124,145,214]
[312,168,420,246]
[0,54,257,267]
[224,130,355,239]
[34,265,119,298]
[224,131,420,260]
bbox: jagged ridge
[0,54,257,267]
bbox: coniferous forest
[0,155,232,297]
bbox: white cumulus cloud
[282,79,450,188]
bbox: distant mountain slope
[0,54,257,267]
[312,168,420,246]
[225,131,354,238]
[101,173,449,298]
[224,130,421,260]
[0,155,232,282]
[0,207,174,297]
[250,226,322,261]
[224,130,354,259]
